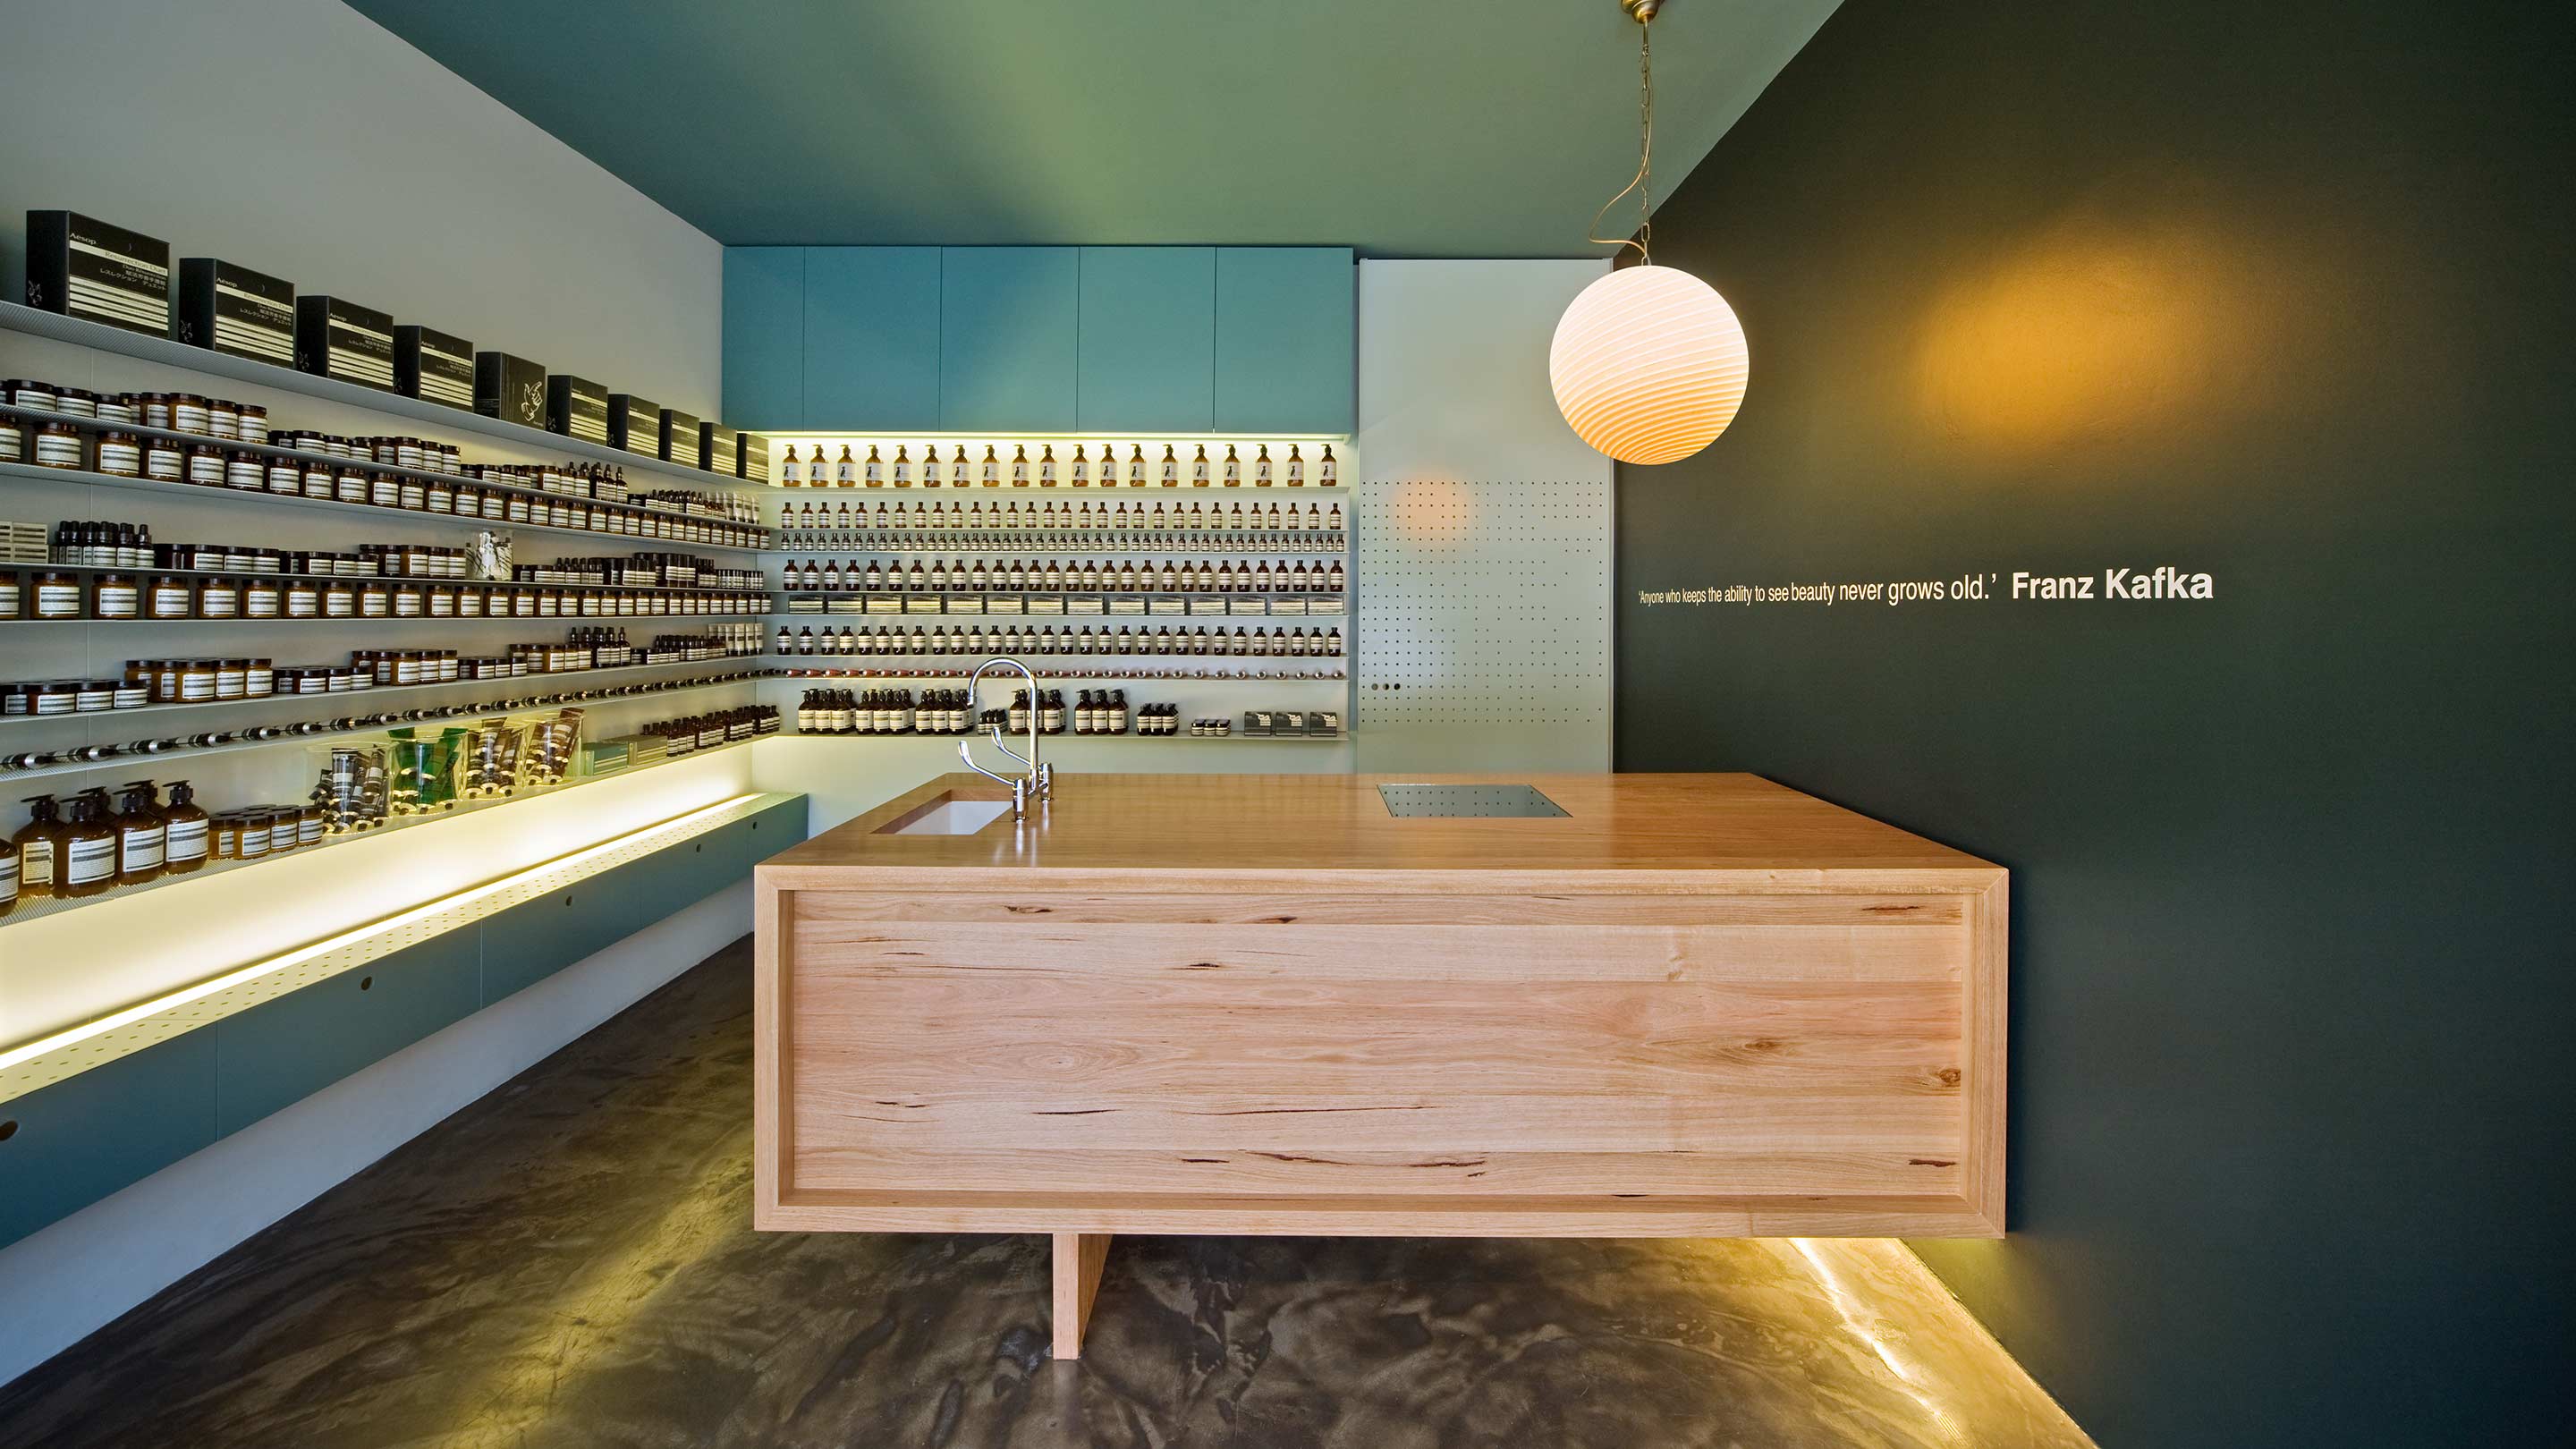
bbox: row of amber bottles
[780,443,1336,487]
[784,557,1343,594]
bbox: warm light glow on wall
[1910,216,2266,455]
[1550,265,1750,465]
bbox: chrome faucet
[960,657,1051,818]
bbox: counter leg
[1051,1232,1113,1359]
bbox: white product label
[66,835,116,886]
[38,583,81,616]
[97,439,140,474]
[37,435,82,467]
[21,838,51,886]
[121,826,163,872]
[166,818,208,862]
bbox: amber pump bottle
[58,790,119,898]
[0,823,16,919]
[161,779,210,873]
[13,794,65,900]
[114,780,165,885]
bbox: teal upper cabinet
[1078,248,1215,432]
[940,248,1079,432]
[721,247,804,431]
[1215,247,1355,435]
[803,247,941,431]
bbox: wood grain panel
[801,891,1970,928]
[797,1147,1962,1199]
[791,917,1964,984]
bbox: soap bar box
[660,409,701,468]
[24,210,170,337]
[606,393,658,457]
[394,325,476,411]
[294,295,396,390]
[176,258,295,365]
[546,374,608,445]
[700,422,739,476]
[739,432,770,482]
[475,351,548,428]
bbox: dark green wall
[1616,3,2573,1445]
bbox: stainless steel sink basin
[1377,784,1570,818]
[877,797,1015,835]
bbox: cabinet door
[940,248,1079,432]
[0,1033,217,1248]
[1215,247,1356,435]
[1078,247,1215,432]
[804,247,942,430]
[214,935,482,1136]
[722,247,806,430]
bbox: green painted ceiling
[343,0,1841,256]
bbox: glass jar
[246,657,274,697]
[267,456,301,494]
[89,572,140,619]
[74,679,115,713]
[303,460,336,499]
[179,659,217,703]
[284,579,320,618]
[225,450,265,491]
[391,586,423,618]
[0,568,18,619]
[427,585,456,618]
[322,580,356,618]
[95,430,142,477]
[205,399,240,440]
[33,419,84,470]
[214,659,247,701]
[170,394,210,435]
[369,471,402,510]
[425,480,453,513]
[398,478,427,511]
[243,576,282,619]
[336,469,369,505]
[357,581,389,618]
[184,444,225,487]
[32,569,83,619]
[147,574,194,620]
[195,576,241,620]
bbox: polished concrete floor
[0,938,2090,1449]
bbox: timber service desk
[752,771,2006,1358]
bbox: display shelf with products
[0,671,767,784]
[763,436,1343,490]
[0,301,766,493]
[0,459,769,552]
[0,733,763,928]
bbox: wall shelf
[0,660,764,737]
[0,301,763,496]
[0,739,764,931]
[778,731,1346,743]
[765,540,1345,556]
[0,459,768,553]
[3,560,769,600]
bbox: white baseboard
[0,883,751,1388]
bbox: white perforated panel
[1355,477,1611,769]
[1352,259,1614,773]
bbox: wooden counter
[754,773,2005,1351]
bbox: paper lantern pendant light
[1551,264,1748,464]
[1551,0,1750,465]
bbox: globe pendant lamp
[1550,0,1750,466]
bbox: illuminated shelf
[771,594,1345,616]
[0,301,767,496]
[766,537,1342,555]
[778,730,1345,743]
[772,665,1344,681]
[0,792,797,1102]
[0,659,764,736]
[0,740,765,931]
[9,609,766,628]
[0,460,769,553]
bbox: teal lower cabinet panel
[0,1032,218,1248]
[214,934,482,1136]
[0,795,806,1247]
[478,870,649,1004]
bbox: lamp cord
[1586,15,1655,265]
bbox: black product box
[176,258,294,364]
[660,409,701,468]
[294,295,396,390]
[546,374,608,445]
[394,325,476,411]
[606,393,659,456]
[475,351,548,428]
[25,210,171,336]
[700,422,739,476]
[739,432,770,482]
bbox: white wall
[0,0,721,414]
[1354,259,1614,772]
